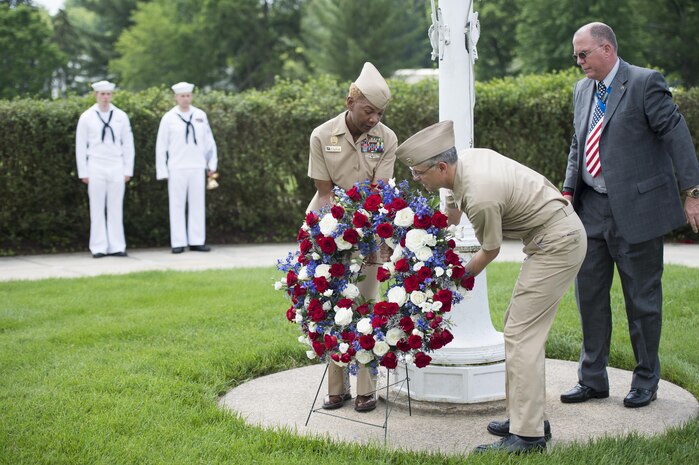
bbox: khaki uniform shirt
[308,112,397,192]
[446,149,567,251]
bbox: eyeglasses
[572,45,604,61]
[410,163,437,178]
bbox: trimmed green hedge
[1,70,697,255]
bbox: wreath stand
[304,363,413,445]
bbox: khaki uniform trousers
[307,191,379,397]
[504,207,586,437]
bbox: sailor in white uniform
[155,82,218,253]
[75,80,135,258]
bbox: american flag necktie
[585,81,608,177]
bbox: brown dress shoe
[354,394,376,412]
[322,393,351,410]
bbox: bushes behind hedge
[1,70,697,255]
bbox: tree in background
[473,0,519,81]
[301,0,432,81]
[0,2,64,98]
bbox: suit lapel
[600,60,628,133]
[579,80,595,138]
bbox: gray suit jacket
[564,59,699,244]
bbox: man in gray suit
[561,22,699,408]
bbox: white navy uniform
[155,105,217,248]
[76,103,134,255]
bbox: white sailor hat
[353,62,391,109]
[396,120,455,167]
[171,82,195,94]
[91,80,116,92]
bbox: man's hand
[81,177,89,185]
[685,196,699,233]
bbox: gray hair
[577,22,618,52]
[428,146,458,165]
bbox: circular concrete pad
[219,359,698,454]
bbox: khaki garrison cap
[354,62,391,109]
[396,120,456,167]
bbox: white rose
[297,335,307,344]
[294,313,303,323]
[432,300,443,311]
[385,237,396,249]
[394,207,415,227]
[298,266,309,281]
[308,322,316,332]
[410,291,427,306]
[446,268,453,277]
[274,281,283,290]
[434,266,445,277]
[301,223,310,231]
[425,289,434,298]
[405,228,428,252]
[390,245,403,262]
[379,207,389,215]
[306,350,317,360]
[350,263,361,273]
[319,213,338,235]
[425,234,436,247]
[334,307,353,326]
[404,354,414,364]
[339,342,350,354]
[335,236,353,251]
[312,253,320,260]
[382,262,395,275]
[389,178,396,188]
[315,264,331,278]
[385,328,405,346]
[281,277,287,284]
[412,329,424,337]
[357,318,373,335]
[323,289,333,297]
[355,350,374,365]
[413,261,424,271]
[415,246,433,262]
[373,340,390,356]
[342,284,360,299]
[322,301,332,311]
[387,286,407,306]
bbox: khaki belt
[523,204,575,244]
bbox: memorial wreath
[276,179,475,374]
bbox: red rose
[285,306,295,321]
[312,340,325,357]
[372,316,388,328]
[341,331,356,342]
[341,353,351,363]
[386,302,399,316]
[429,333,444,350]
[329,263,345,277]
[293,286,306,298]
[424,311,435,320]
[395,258,410,272]
[408,334,423,349]
[356,303,370,315]
[399,316,414,333]
[297,254,308,264]
[431,211,448,228]
[317,236,337,254]
[451,265,466,280]
[376,267,391,282]
[400,236,406,247]
[331,353,341,362]
[448,239,456,249]
[286,270,298,286]
[460,275,475,291]
[445,249,460,265]
[376,222,394,239]
[391,198,408,211]
[352,211,371,228]
[307,299,325,322]
[336,298,353,308]
[414,352,432,368]
[441,329,454,345]
[380,351,398,369]
[363,194,382,212]
[417,266,432,282]
[331,205,345,219]
[299,239,312,255]
[434,289,453,312]
[313,276,328,293]
[308,331,319,341]
[414,214,432,229]
[305,212,319,226]
[373,301,389,316]
[342,228,359,244]
[347,346,356,356]
[359,335,375,350]
[403,275,420,293]
[324,334,338,350]
[347,186,361,201]
[396,339,411,352]
[297,228,309,241]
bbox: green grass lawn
[0,264,697,465]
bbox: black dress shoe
[189,245,211,252]
[487,419,551,441]
[623,387,657,408]
[474,434,546,454]
[92,253,107,258]
[172,247,185,254]
[561,383,609,403]
[321,393,351,410]
[109,251,128,257]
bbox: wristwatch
[687,186,699,199]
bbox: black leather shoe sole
[487,419,551,441]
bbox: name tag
[325,146,342,152]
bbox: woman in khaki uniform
[396,121,587,454]
[307,62,397,412]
